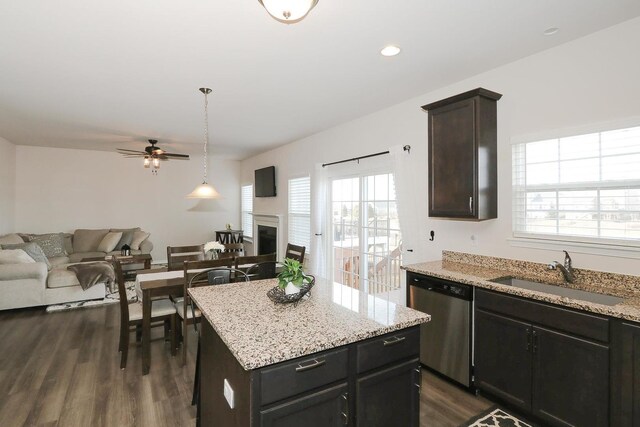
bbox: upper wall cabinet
[422,88,502,220]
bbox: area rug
[46,281,138,313]
[459,406,535,427]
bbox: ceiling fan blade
[117,149,147,154]
[162,153,190,159]
[123,155,145,158]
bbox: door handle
[526,328,531,352]
[414,366,422,393]
[295,358,326,372]
[383,336,406,346]
[340,392,349,425]
[532,330,538,354]
[469,196,473,214]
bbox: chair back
[235,253,276,269]
[285,243,306,263]
[245,261,281,281]
[183,258,233,289]
[223,243,244,255]
[112,259,130,323]
[167,244,205,271]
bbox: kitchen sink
[489,276,625,306]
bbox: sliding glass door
[331,173,402,294]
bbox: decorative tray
[267,276,315,305]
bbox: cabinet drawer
[356,327,420,374]
[260,347,348,406]
[476,289,609,342]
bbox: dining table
[135,264,259,375]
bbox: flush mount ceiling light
[258,0,319,24]
[380,45,401,57]
[187,88,221,199]
[543,27,560,36]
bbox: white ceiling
[1,0,639,159]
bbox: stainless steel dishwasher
[407,272,473,387]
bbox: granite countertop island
[189,276,430,370]
[403,251,640,323]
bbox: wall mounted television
[255,166,276,197]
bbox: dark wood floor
[0,304,492,427]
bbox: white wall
[0,137,16,234]
[241,17,640,276]
[15,146,240,261]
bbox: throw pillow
[0,233,26,245]
[0,242,51,269]
[97,232,123,253]
[28,233,68,258]
[73,229,109,253]
[111,227,140,250]
[0,249,36,265]
[130,231,150,250]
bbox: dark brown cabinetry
[475,289,610,427]
[200,321,421,426]
[617,321,640,426]
[421,88,502,220]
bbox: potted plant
[278,258,312,295]
[204,241,225,260]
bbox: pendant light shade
[258,0,319,24]
[187,87,221,199]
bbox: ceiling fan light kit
[117,139,189,175]
[186,87,221,199]
[258,0,319,24]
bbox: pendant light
[258,0,319,24]
[187,88,221,199]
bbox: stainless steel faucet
[548,250,575,283]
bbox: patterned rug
[460,406,535,427]
[46,281,138,313]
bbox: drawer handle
[341,392,349,425]
[383,336,406,346]
[295,358,326,372]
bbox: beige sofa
[0,229,153,310]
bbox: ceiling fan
[117,139,189,174]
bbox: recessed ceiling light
[380,45,401,57]
[543,27,559,36]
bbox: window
[241,184,253,238]
[513,125,640,246]
[331,173,402,294]
[288,176,311,253]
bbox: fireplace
[258,225,277,256]
[252,213,283,260]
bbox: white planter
[285,282,300,295]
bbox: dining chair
[237,253,278,280]
[220,242,244,258]
[245,261,282,281]
[177,258,234,365]
[285,243,306,263]
[167,244,205,271]
[186,267,249,409]
[113,259,177,370]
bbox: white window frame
[510,119,640,258]
[241,184,253,239]
[288,176,311,255]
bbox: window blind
[513,125,640,246]
[288,176,311,253]
[241,184,253,238]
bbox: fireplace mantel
[251,213,283,260]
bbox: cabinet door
[356,359,420,427]
[429,97,476,218]
[619,322,640,426]
[260,383,349,427]
[474,309,532,411]
[532,326,609,427]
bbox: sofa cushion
[111,227,140,250]
[68,252,107,263]
[48,256,71,267]
[24,233,68,258]
[131,231,150,250]
[63,233,74,255]
[47,267,81,289]
[0,249,36,265]
[0,262,48,281]
[1,242,51,269]
[73,229,109,253]
[0,234,25,245]
[97,232,122,253]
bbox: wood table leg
[142,289,151,375]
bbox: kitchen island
[188,277,430,427]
